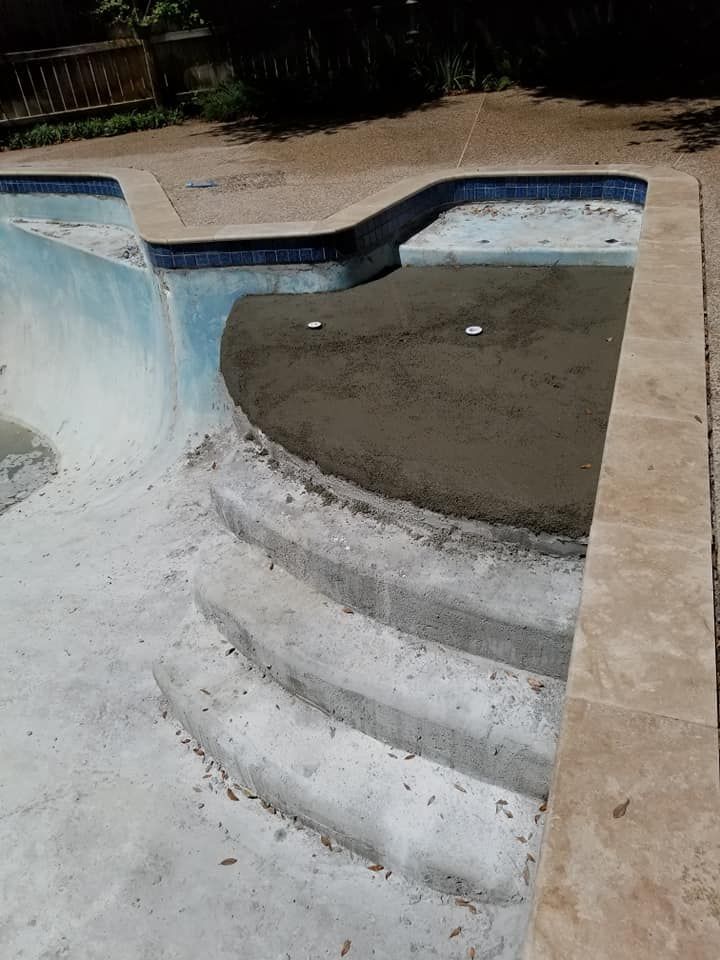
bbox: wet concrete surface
[0,417,55,513]
[222,264,632,537]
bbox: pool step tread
[211,448,581,679]
[153,616,544,902]
[196,535,562,799]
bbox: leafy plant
[195,81,257,122]
[94,0,203,29]
[0,107,184,151]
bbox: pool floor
[222,265,633,538]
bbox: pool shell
[0,164,715,959]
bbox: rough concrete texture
[211,445,582,679]
[0,415,56,512]
[222,264,632,538]
[154,611,545,903]
[196,535,564,798]
[13,218,146,267]
[400,200,642,267]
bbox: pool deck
[1,162,717,958]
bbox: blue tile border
[0,174,124,198]
[0,173,647,270]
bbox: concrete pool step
[211,449,582,679]
[154,617,545,902]
[196,536,563,799]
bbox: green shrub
[0,107,184,151]
[195,81,256,122]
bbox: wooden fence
[0,29,233,127]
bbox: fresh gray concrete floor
[2,90,719,959]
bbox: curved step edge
[153,624,545,903]
[195,536,563,799]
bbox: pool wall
[0,165,716,958]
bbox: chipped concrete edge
[2,162,717,955]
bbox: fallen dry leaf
[427,795,436,806]
[503,809,514,819]
[385,870,392,880]
[694,414,703,423]
[522,863,530,885]
[404,754,416,760]
[341,939,352,957]
[613,798,630,819]
[449,927,462,939]
[321,835,333,850]
[527,677,544,693]
[515,835,527,843]
[527,853,536,863]
[342,607,354,615]
[403,783,411,791]
[180,738,190,744]
[226,788,239,802]
[538,802,547,813]
[368,863,384,872]
[200,688,211,696]
[454,783,467,794]
[534,814,541,825]
[193,748,205,756]
[220,858,237,866]
[580,463,592,470]
[225,647,234,656]
[455,898,477,915]
[269,561,274,571]
[489,671,497,680]
[468,949,477,959]
[241,787,258,800]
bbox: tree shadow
[187,96,454,145]
[632,103,720,153]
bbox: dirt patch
[222,264,632,537]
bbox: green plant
[0,107,184,151]
[195,81,256,122]
[94,0,203,29]
[480,74,513,92]
[412,46,479,96]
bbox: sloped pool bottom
[222,264,632,538]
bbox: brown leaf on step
[225,647,235,656]
[220,858,237,866]
[211,461,217,470]
[180,738,190,744]
[241,787,258,800]
[341,940,352,957]
[221,770,228,780]
[580,463,592,470]
[162,710,167,719]
[368,864,384,872]
[193,748,205,756]
[504,670,518,679]
[269,561,274,571]
[404,754,416,760]
[496,799,508,806]
[200,689,211,696]
[449,927,462,939]
[454,783,467,794]
[503,809,514,819]
[226,788,239,802]
[522,863,530,885]
[321,835,333,850]
[342,607,354,614]
[403,783,411,791]
[385,870,392,880]
[613,798,630,819]
[527,678,544,693]
[388,753,398,759]
[515,836,527,843]
[694,414,702,423]
[427,795,436,806]
[605,337,614,343]
[489,671,497,680]
[468,949,477,959]
[538,802,547,813]
[455,898,477,914]
[527,853,536,863]
[534,814,541,825]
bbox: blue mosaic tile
[0,175,124,198]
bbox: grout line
[456,95,486,169]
